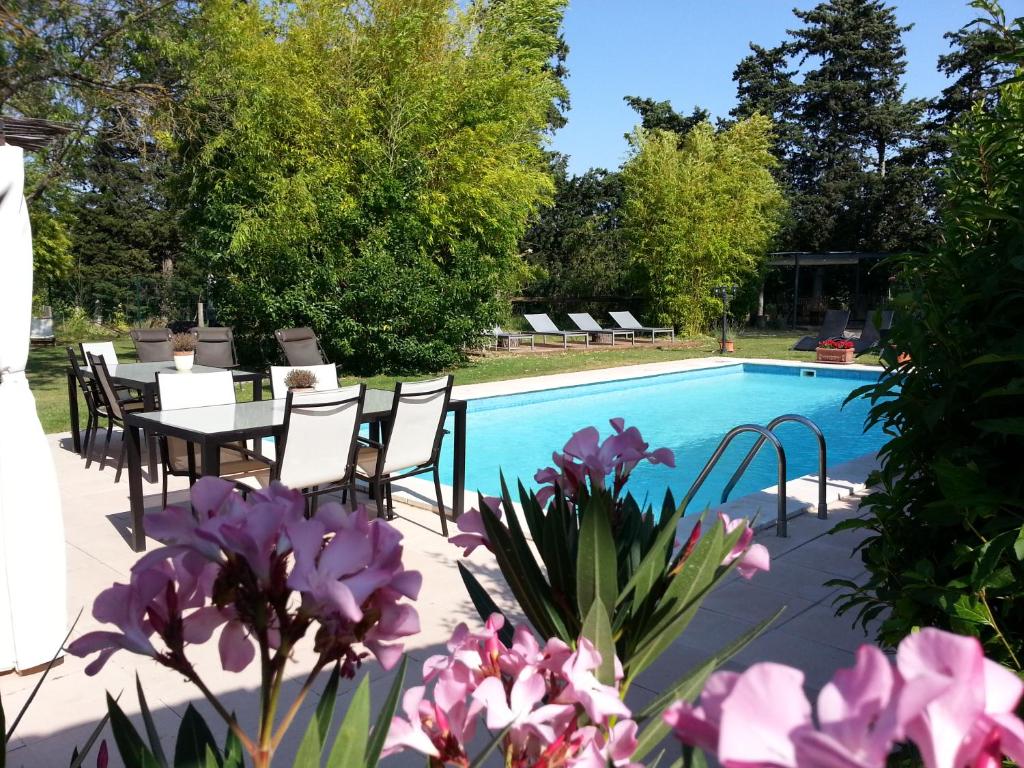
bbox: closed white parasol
[0,143,67,672]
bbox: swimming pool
[437,363,887,513]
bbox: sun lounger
[482,326,535,351]
[792,309,850,351]
[854,310,894,355]
[568,313,635,346]
[523,314,590,349]
[608,311,674,342]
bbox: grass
[31,331,819,435]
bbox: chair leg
[433,468,448,537]
[347,479,358,513]
[80,411,94,459]
[372,481,385,520]
[100,421,113,471]
[310,488,320,517]
[385,482,394,520]
[114,431,127,483]
[83,414,97,468]
[162,468,168,509]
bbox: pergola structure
[765,251,890,329]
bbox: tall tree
[623,96,709,139]
[733,0,933,253]
[177,0,567,373]
[522,162,628,302]
[621,118,786,334]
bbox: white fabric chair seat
[355,445,380,476]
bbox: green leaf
[294,665,341,767]
[576,492,618,621]
[135,675,169,767]
[364,656,408,767]
[581,598,616,684]
[975,418,1024,436]
[457,562,514,647]
[68,704,113,768]
[174,704,221,768]
[621,503,688,615]
[221,721,244,768]
[951,595,990,626]
[325,675,370,768]
[107,693,161,768]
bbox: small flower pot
[896,352,911,365]
[288,387,316,394]
[816,347,854,365]
[720,340,735,353]
[173,352,194,371]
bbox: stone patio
[1,360,882,767]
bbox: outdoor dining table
[122,390,468,552]
[66,361,264,479]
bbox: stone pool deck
[1,358,883,766]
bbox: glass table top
[85,361,260,386]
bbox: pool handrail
[680,424,790,537]
[719,414,827,522]
[721,414,827,516]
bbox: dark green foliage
[733,0,935,253]
[521,161,630,303]
[623,96,710,139]
[835,10,1024,671]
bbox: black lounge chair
[568,313,635,346]
[523,314,590,349]
[854,310,894,355]
[608,311,674,342]
[130,328,173,362]
[792,309,850,351]
[275,326,328,366]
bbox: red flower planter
[816,339,855,364]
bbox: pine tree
[65,113,184,322]
[623,96,709,139]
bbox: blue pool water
[437,363,887,513]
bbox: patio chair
[269,364,340,399]
[608,311,675,342]
[67,346,142,466]
[86,352,148,481]
[270,385,366,513]
[130,328,173,362]
[523,313,590,349]
[568,313,635,346]
[275,327,328,366]
[191,326,239,368]
[80,340,118,366]
[792,309,851,351]
[155,370,271,506]
[854,310,895,356]
[30,316,54,346]
[352,375,454,535]
[482,325,535,351]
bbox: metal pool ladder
[680,414,828,537]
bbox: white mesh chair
[354,375,453,535]
[269,364,339,400]
[272,385,365,512]
[156,370,270,506]
[80,340,119,366]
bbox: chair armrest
[357,436,384,449]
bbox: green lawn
[32,332,818,435]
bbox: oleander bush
[834,11,1024,671]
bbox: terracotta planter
[896,352,911,365]
[288,387,316,394]
[173,351,194,371]
[720,340,735,353]
[816,347,854,365]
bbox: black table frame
[123,394,467,551]
[67,364,264,479]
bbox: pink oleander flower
[665,628,1024,768]
[385,613,637,768]
[68,477,421,678]
[449,496,503,556]
[534,418,675,507]
[719,512,770,579]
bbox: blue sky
[550,0,1024,176]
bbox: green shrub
[835,13,1024,671]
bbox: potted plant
[816,338,855,364]
[720,331,735,354]
[283,368,318,393]
[171,332,196,371]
